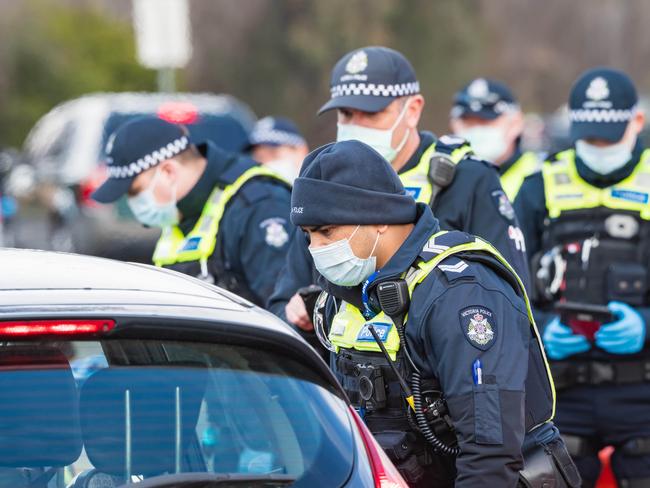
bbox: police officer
[514,68,650,487]
[268,46,530,330]
[450,78,541,201]
[293,140,578,487]
[92,116,292,307]
[248,116,309,183]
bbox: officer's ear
[505,111,525,142]
[405,94,424,129]
[630,110,646,136]
[157,158,180,181]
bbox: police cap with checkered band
[318,46,420,115]
[92,116,190,204]
[451,78,519,120]
[569,67,638,143]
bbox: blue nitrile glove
[542,316,591,360]
[594,301,646,355]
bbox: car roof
[0,248,294,337]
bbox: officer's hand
[594,301,646,355]
[542,316,591,360]
[286,293,314,332]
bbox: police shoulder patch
[260,218,289,248]
[491,189,515,222]
[459,306,497,350]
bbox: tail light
[0,319,115,337]
[349,406,409,488]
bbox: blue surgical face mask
[127,167,179,228]
[575,138,634,175]
[309,225,380,287]
[336,98,411,163]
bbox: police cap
[569,67,638,143]
[318,46,420,115]
[92,116,189,204]
[451,78,519,120]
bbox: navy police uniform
[92,116,293,307]
[514,68,650,487]
[166,141,293,305]
[267,47,530,323]
[292,140,578,487]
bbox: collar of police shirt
[573,138,644,189]
[176,141,255,234]
[317,203,439,311]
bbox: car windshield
[0,339,354,488]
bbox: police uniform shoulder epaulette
[237,179,273,205]
[544,150,572,165]
[434,134,473,157]
[420,230,476,282]
[238,177,291,205]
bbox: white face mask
[457,125,508,163]
[309,225,380,287]
[336,98,411,163]
[575,138,634,175]
[265,158,300,184]
[127,167,179,228]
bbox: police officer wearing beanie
[515,68,650,487]
[293,139,579,487]
[450,78,541,201]
[92,116,292,306]
[268,46,531,332]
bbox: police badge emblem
[261,218,289,248]
[346,50,368,74]
[586,77,610,102]
[459,306,496,350]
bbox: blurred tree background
[0,0,650,148]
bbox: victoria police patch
[459,306,496,350]
[491,190,515,221]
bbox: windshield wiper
[117,472,296,488]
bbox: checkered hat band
[330,81,420,98]
[107,136,189,179]
[570,107,635,123]
[250,129,306,147]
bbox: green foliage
[0,0,155,148]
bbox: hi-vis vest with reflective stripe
[398,141,472,203]
[542,149,650,220]
[328,231,557,422]
[153,166,288,268]
[501,151,541,201]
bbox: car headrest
[0,346,82,467]
[80,366,207,477]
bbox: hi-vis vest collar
[398,139,471,203]
[501,151,541,201]
[328,230,557,422]
[153,166,288,270]
[542,148,650,220]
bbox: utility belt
[551,359,650,390]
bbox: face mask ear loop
[390,98,412,154]
[347,224,361,242]
[367,230,381,259]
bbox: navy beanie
[290,140,417,226]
